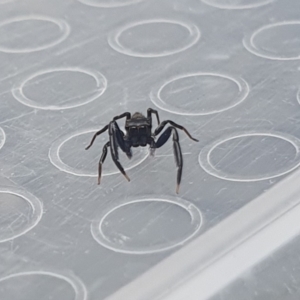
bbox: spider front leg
[109,121,130,182]
[113,120,132,159]
[98,141,110,184]
[153,126,183,194]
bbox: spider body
[125,112,151,147]
[85,108,198,193]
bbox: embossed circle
[0,271,87,300]
[0,187,43,242]
[243,21,300,60]
[296,89,300,105]
[91,197,202,254]
[0,16,70,53]
[12,68,107,110]
[201,0,274,9]
[49,128,149,177]
[0,127,5,150]
[108,19,200,58]
[199,132,300,182]
[150,73,249,116]
[77,0,147,8]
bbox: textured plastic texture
[1,0,300,299]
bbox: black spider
[85,108,198,193]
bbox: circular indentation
[0,271,87,300]
[199,132,300,182]
[91,197,202,254]
[12,68,107,110]
[77,0,146,8]
[108,19,200,58]
[201,0,274,9]
[0,187,43,242]
[49,128,149,177]
[150,73,249,116]
[0,16,70,53]
[297,89,300,105]
[0,127,5,150]
[243,21,300,60]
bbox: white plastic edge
[105,167,300,300]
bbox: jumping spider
[85,108,198,193]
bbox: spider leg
[154,126,183,194]
[154,120,199,142]
[113,113,133,159]
[147,108,160,125]
[85,112,131,150]
[98,141,110,185]
[113,112,131,121]
[109,122,130,182]
[113,121,128,153]
[85,124,109,150]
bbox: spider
[85,108,198,193]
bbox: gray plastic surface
[1,0,300,299]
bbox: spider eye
[130,126,137,133]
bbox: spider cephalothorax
[85,108,198,193]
